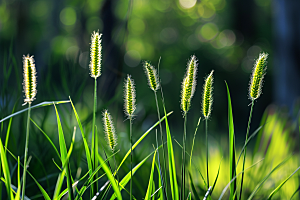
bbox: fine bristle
[103,110,117,151]
[23,55,37,104]
[180,55,198,113]
[124,75,136,117]
[249,52,268,101]
[144,61,160,91]
[89,30,102,79]
[202,70,214,119]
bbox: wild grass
[0,34,299,200]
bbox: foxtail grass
[239,52,268,199]
[143,61,168,199]
[202,70,214,190]
[22,55,37,200]
[180,55,198,200]
[89,30,102,196]
[124,75,136,200]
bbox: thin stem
[239,101,254,200]
[130,116,133,200]
[206,119,209,189]
[92,78,98,195]
[154,91,168,199]
[22,103,31,200]
[181,113,187,200]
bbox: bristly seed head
[103,110,117,152]
[124,75,136,117]
[202,70,214,119]
[144,61,160,91]
[23,55,37,105]
[89,30,102,79]
[249,52,268,101]
[181,55,198,114]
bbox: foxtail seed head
[23,55,37,105]
[89,31,102,79]
[103,110,117,151]
[249,52,268,101]
[144,61,160,91]
[202,70,214,119]
[181,55,198,113]
[124,75,136,117]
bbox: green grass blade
[4,148,51,200]
[5,104,15,153]
[211,158,223,194]
[15,157,21,200]
[187,192,191,200]
[218,158,264,200]
[267,166,300,199]
[225,82,237,200]
[53,104,74,200]
[145,150,157,200]
[110,149,157,200]
[69,97,92,174]
[247,156,292,200]
[98,153,122,200]
[0,100,70,123]
[189,172,200,200]
[155,162,164,200]
[0,139,13,199]
[116,112,173,174]
[290,187,300,199]
[30,118,61,159]
[161,94,179,200]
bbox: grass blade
[188,172,200,200]
[110,149,157,200]
[145,149,157,200]
[0,100,70,123]
[225,82,237,200]
[267,166,300,199]
[0,139,13,199]
[247,156,292,200]
[161,90,179,200]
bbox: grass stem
[130,116,133,200]
[206,119,209,189]
[239,101,254,199]
[181,113,187,200]
[22,103,31,200]
[91,78,98,196]
[154,91,168,199]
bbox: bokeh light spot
[60,7,76,26]
[179,0,197,9]
[160,27,178,44]
[198,3,216,19]
[128,18,145,35]
[87,17,103,33]
[200,23,218,40]
[124,50,141,67]
[247,45,262,59]
[31,0,49,18]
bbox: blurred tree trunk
[273,0,300,112]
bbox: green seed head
[249,52,268,101]
[89,31,102,79]
[202,70,214,119]
[124,75,136,117]
[144,61,160,91]
[23,55,37,105]
[181,55,198,113]
[103,110,117,152]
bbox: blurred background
[1,0,300,199]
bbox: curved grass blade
[290,186,300,199]
[187,192,191,200]
[116,112,173,173]
[0,100,70,123]
[247,156,292,200]
[0,139,13,199]
[211,158,223,194]
[155,162,164,200]
[69,97,92,175]
[110,149,157,200]
[189,172,200,200]
[218,159,264,200]
[145,149,157,200]
[161,88,179,200]
[225,82,237,200]
[267,166,300,199]
[53,104,74,200]
[31,118,60,159]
